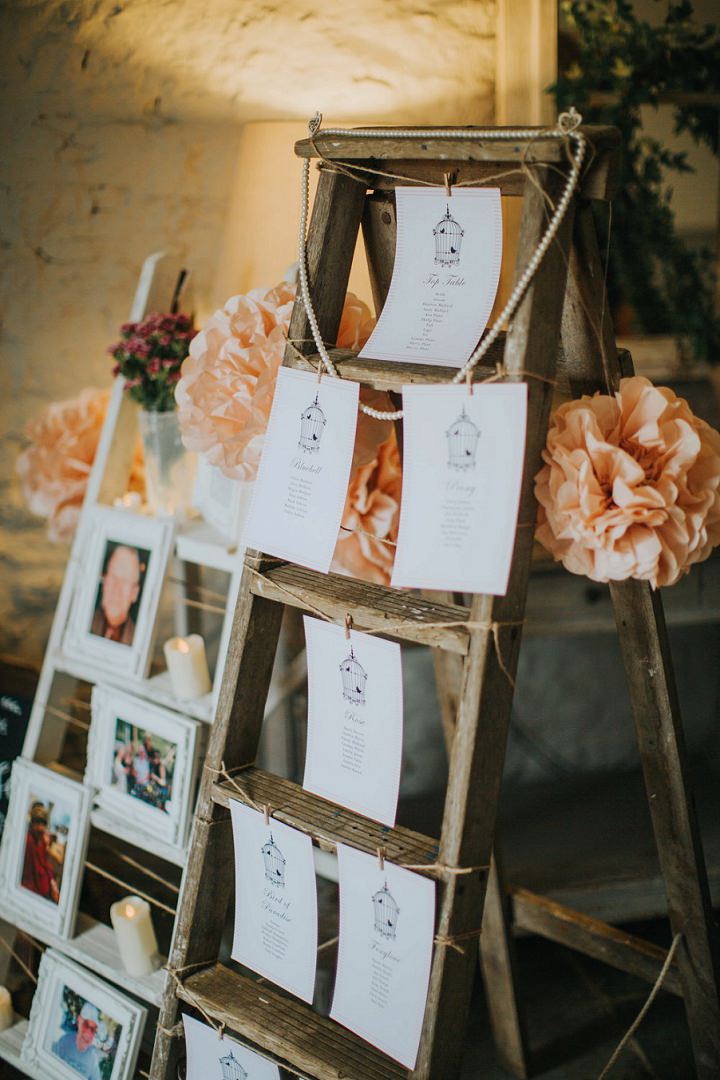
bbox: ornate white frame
[86,685,202,851]
[0,760,92,939]
[21,947,147,1080]
[62,506,175,681]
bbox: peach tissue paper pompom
[535,376,720,588]
[331,431,402,586]
[176,281,382,481]
[16,388,144,544]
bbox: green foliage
[552,0,720,363]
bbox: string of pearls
[297,110,586,421]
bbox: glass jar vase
[138,409,195,519]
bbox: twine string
[433,927,483,955]
[167,963,225,1039]
[249,568,522,689]
[597,934,682,1080]
[0,931,39,984]
[106,848,180,895]
[84,862,177,916]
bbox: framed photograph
[62,506,174,680]
[22,947,147,1080]
[0,760,91,939]
[87,685,202,851]
[192,456,253,543]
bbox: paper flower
[16,388,144,544]
[176,282,379,480]
[535,376,720,588]
[331,432,402,586]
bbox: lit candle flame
[176,638,190,654]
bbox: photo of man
[90,542,150,648]
[49,986,121,1080]
[21,795,69,905]
[111,719,176,813]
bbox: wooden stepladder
[151,126,720,1080]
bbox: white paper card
[303,616,403,827]
[359,187,502,367]
[392,383,528,594]
[230,801,318,1002]
[243,366,359,572]
[183,1014,281,1080]
[331,844,435,1069]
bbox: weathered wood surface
[512,887,683,997]
[479,857,531,1079]
[284,166,366,365]
[251,563,472,654]
[414,170,575,1080]
[178,964,408,1080]
[561,203,720,1079]
[213,768,440,869]
[295,125,620,200]
[150,570,284,1080]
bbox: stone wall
[1,0,495,664]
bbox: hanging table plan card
[358,187,502,366]
[392,382,528,594]
[330,843,435,1069]
[230,800,318,1002]
[183,1014,281,1080]
[303,616,403,827]
[243,366,359,572]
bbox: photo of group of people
[48,984,121,1080]
[89,541,151,649]
[22,793,70,907]
[111,719,176,814]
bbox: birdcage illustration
[298,393,326,453]
[339,646,367,706]
[433,204,464,267]
[446,407,480,470]
[261,834,286,887]
[372,882,399,940]
[219,1049,248,1080]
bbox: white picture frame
[192,457,253,543]
[62,506,175,680]
[22,947,147,1080]
[86,685,202,852]
[0,760,92,939]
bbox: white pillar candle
[163,634,211,700]
[110,895,160,977]
[0,987,13,1031]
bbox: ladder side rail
[415,170,575,1079]
[561,203,720,1079]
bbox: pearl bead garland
[297,111,586,421]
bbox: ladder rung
[212,768,440,870]
[251,564,471,654]
[284,345,505,393]
[178,963,409,1080]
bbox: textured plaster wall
[0,0,496,664]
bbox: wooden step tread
[251,563,472,654]
[212,767,440,870]
[178,963,408,1080]
[284,346,506,393]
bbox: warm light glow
[124,903,137,918]
[176,638,190,654]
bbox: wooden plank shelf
[0,1019,37,1078]
[511,887,682,996]
[284,345,504,393]
[251,564,471,654]
[212,768,441,871]
[0,911,167,1007]
[177,963,409,1080]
